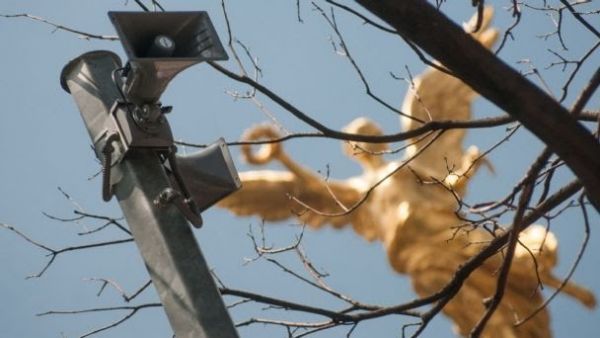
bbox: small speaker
[108,11,229,103]
[169,138,241,213]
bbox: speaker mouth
[167,138,241,213]
[108,11,228,62]
[107,11,228,103]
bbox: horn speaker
[169,139,241,213]
[109,11,228,103]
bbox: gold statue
[218,8,595,338]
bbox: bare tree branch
[470,145,544,337]
[355,0,600,210]
[0,222,133,278]
[38,303,161,338]
[559,0,600,39]
[515,193,593,326]
[0,14,118,40]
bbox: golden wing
[400,7,498,185]
[219,123,381,240]
[218,169,381,241]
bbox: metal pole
[61,50,239,338]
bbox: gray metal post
[61,50,239,338]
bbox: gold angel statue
[218,8,595,338]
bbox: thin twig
[559,0,600,39]
[38,303,160,338]
[85,278,152,302]
[0,14,118,40]
[515,193,592,325]
[469,150,543,337]
[0,222,133,278]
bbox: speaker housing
[168,138,241,213]
[109,11,228,103]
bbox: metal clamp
[154,187,203,228]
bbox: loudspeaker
[109,11,228,103]
[169,139,241,213]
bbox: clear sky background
[1,1,598,337]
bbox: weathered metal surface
[61,50,239,338]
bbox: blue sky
[1,1,598,337]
